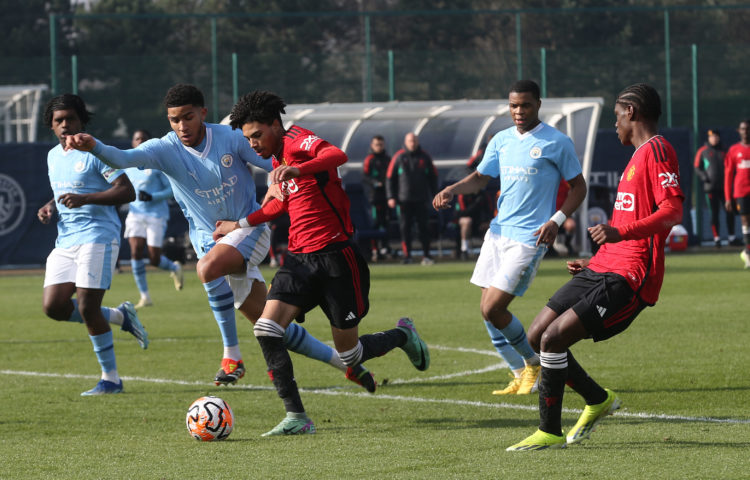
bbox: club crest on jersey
[74,161,85,173]
[300,135,320,151]
[220,154,233,168]
[658,172,679,188]
[626,165,636,181]
[614,192,635,211]
[529,146,542,159]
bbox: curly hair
[43,94,92,128]
[163,84,204,108]
[509,79,541,101]
[229,90,286,130]
[616,83,662,122]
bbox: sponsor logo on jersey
[0,174,26,236]
[220,154,233,168]
[529,146,542,159]
[626,165,636,181]
[74,161,85,173]
[281,178,299,194]
[614,191,635,211]
[194,175,239,205]
[738,159,750,169]
[300,135,321,151]
[500,165,538,183]
[658,172,679,188]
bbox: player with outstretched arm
[39,93,148,396]
[65,84,366,389]
[213,90,430,436]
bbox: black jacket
[386,145,438,203]
[694,142,725,192]
[362,150,390,204]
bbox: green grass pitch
[1,251,749,479]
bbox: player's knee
[42,300,68,321]
[195,258,218,283]
[539,328,562,353]
[526,322,543,353]
[148,254,160,267]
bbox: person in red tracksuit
[724,119,750,268]
[213,90,430,437]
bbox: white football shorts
[470,230,547,297]
[44,241,119,290]
[218,225,271,308]
[124,212,168,247]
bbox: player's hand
[533,220,559,246]
[432,189,454,210]
[64,133,96,152]
[263,183,285,206]
[588,223,621,245]
[725,200,733,212]
[138,190,153,202]
[566,258,589,275]
[57,193,87,209]
[388,198,397,209]
[213,220,240,242]
[37,203,56,224]
[269,165,300,184]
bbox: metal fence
[1,5,749,144]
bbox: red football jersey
[724,142,750,199]
[587,136,685,305]
[271,125,354,253]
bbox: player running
[433,80,586,396]
[507,83,684,450]
[124,129,184,308]
[213,90,430,436]
[39,93,148,396]
[65,84,366,388]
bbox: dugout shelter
[224,97,604,255]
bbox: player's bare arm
[64,132,96,152]
[57,174,135,208]
[432,170,490,210]
[37,199,57,224]
[534,173,587,246]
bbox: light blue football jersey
[47,145,125,248]
[477,122,582,246]
[91,123,273,257]
[126,167,172,219]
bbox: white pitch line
[2,369,749,425]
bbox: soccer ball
[186,396,234,441]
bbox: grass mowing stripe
[4,369,748,425]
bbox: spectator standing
[387,132,438,265]
[362,135,391,262]
[694,129,738,247]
